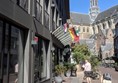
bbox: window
[35,0,42,23]
[83,27,85,32]
[44,0,49,29]
[34,36,49,82]
[87,28,89,32]
[103,23,106,29]
[45,0,49,10]
[108,21,111,28]
[17,0,28,11]
[0,20,25,83]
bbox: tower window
[83,27,85,32]
[87,28,89,32]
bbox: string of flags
[69,27,79,42]
[62,23,80,42]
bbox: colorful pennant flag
[75,27,80,36]
[69,27,79,42]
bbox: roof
[101,43,113,52]
[70,12,91,25]
[79,39,95,49]
[94,5,118,23]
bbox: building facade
[114,10,118,62]
[0,0,70,83]
[70,12,94,40]
[93,5,118,60]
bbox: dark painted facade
[0,0,70,83]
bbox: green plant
[64,62,75,70]
[55,64,67,75]
[90,55,101,71]
[72,44,91,63]
[115,62,118,66]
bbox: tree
[90,55,100,71]
[72,44,91,64]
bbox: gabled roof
[70,12,91,25]
[94,5,118,23]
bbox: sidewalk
[62,71,101,83]
[62,77,82,83]
[62,71,84,83]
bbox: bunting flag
[69,27,79,42]
[63,23,69,33]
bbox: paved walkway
[62,75,100,83]
[61,67,118,83]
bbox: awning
[52,26,72,46]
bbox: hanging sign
[31,36,38,45]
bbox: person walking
[82,59,92,83]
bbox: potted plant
[114,62,118,71]
[54,64,67,83]
[64,62,75,77]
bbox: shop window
[34,37,49,82]
[0,21,25,83]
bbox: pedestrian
[82,59,92,83]
[14,63,18,83]
[101,73,112,83]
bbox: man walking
[82,60,92,83]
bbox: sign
[31,36,38,45]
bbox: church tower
[89,0,100,23]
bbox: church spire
[89,0,100,23]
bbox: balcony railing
[44,10,49,29]
[35,1,42,23]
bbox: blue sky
[70,0,118,14]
